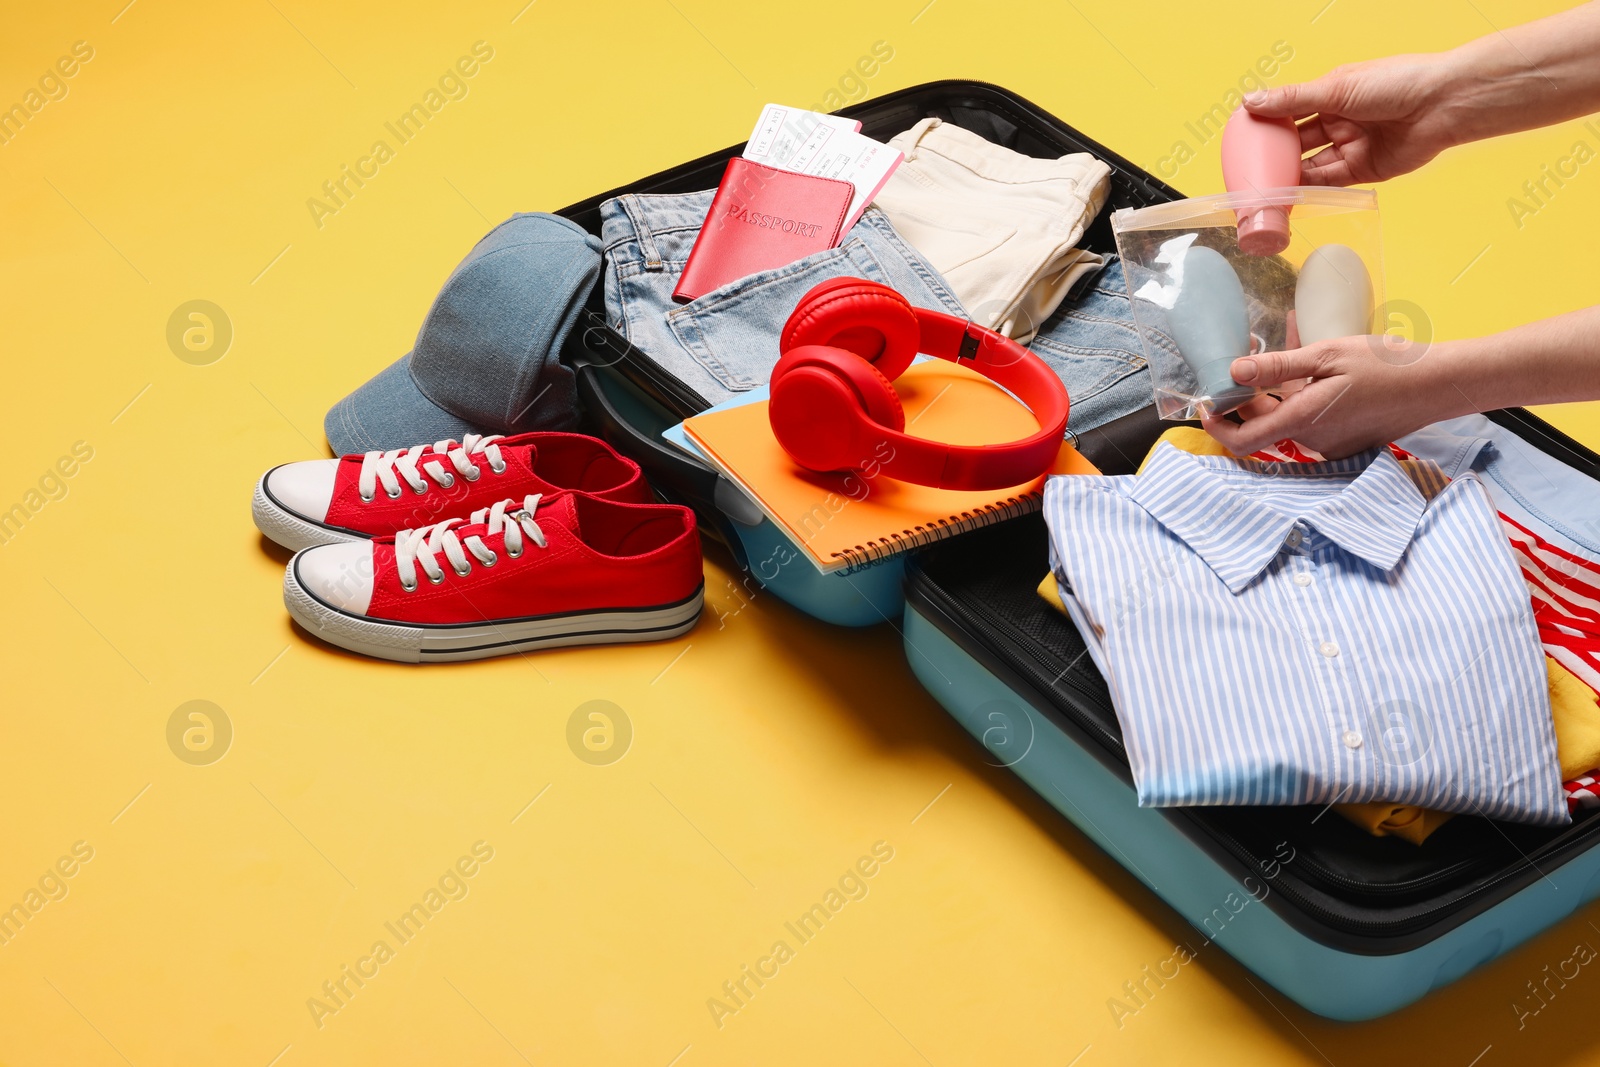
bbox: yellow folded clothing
[1552,656,1600,779]
[1133,425,1233,473]
[1036,570,1067,613]
[1036,426,1600,845]
[1332,802,1458,847]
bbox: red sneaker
[283,493,703,662]
[253,432,650,551]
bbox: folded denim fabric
[1028,257,1150,434]
[325,213,598,455]
[600,190,966,407]
[601,190,1151,435]
[873,117,1112,344]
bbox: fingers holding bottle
[1240,55,1459,185]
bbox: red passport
[672,158,854,304]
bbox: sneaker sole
[283,554,704,663]
[252,471,369,552]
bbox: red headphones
[768,278,1071,491]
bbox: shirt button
[1293,573,1313,588]
[1319,641,1340,658]
[1342,730,1363,750]
[1285,529,1303,548]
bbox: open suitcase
[555,81,1177,626]
[553,80,1600,1019]
[904,406,1600,1020]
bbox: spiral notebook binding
[832,493,1042,575]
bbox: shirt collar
[1129,443,1431,594]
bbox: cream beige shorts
[873,117,1111,343]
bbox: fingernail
[1243,91,1267,107]
[1233,357,1258,381]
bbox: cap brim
[323,352,489,455]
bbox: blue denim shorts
[601,191,966,405]
[1028,256,1151,434]
[600,189,1152,431]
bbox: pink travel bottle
[1220,105,1301,255]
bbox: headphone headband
[768,279,1070,491]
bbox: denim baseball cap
[324,212,602,455]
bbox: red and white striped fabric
[1567,775,1600,813]
[1505,513,1600,691]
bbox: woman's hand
[1242,54,1459,186]
[1201,337,1445,458]
[1245,4,1600,186]
[1203,305,1600,459]
[1215,7,1600,455]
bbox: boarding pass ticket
[742,103,903,231]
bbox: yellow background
[2,1,1598,1064]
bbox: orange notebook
[682,360,1099,574]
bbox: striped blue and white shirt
[1044,442,1566,824]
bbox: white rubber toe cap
[266,460,339,522]
[294,541,375,616]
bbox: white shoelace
[357,434,507,502]
[392,494,547,592]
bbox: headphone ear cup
[769,346,906,472]
[781,278,921,381]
